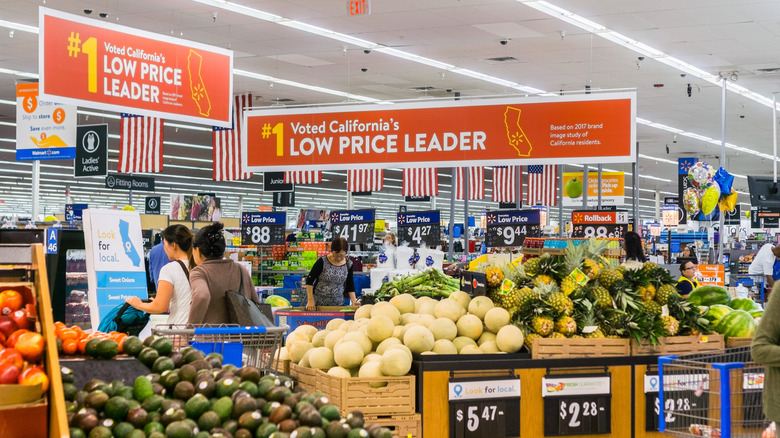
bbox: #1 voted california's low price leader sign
[485,210,541,247]
[570,210,628,239]
[543,374,611,436]
[241,212,286,246]
[329,209,375,246]
[449,376,521,438]
[644,372,709,432]
[398,210,441,248]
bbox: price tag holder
[570,210,629,239]
[644,372,710,432]
[241,212,286,246]
[329,209,375,246]
[485,210,541,248]
[542,373,611,436]
[398,210,441,248]
[448,376,520,438]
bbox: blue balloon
[714,167,734,195]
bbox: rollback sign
[571,210,628,239]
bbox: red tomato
[0,362,20,384]
[5,329,30,349]
[0,290,23,314]
[15,332,44,363]
[0,348,23,370]
[9,310,32,331]
[19,366,48,391]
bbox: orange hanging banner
[697,265,725,287]
[39,7,233,127]
[243,93,636,171]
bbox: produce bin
[315,369,416,417]
[531,337,631,359]
[631,334,724,356]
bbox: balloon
[688,162,715,188]
[714,167,734,195]
[683,188,701,216]
[719,190,738,212]
[701,182,721,215]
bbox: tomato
[77,337,90,355]
[15,332,44,363]
[0,363,20,385]
[0,348,23,370]
[0,290,23,314]
[5,329,30,349]
[115,334,128,353]
[9,310,32,331]
[61,338,78,355]
[19,366,49,392]
[57,328,78,341]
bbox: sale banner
[571,210,628,239]
[39,8,233,127]
[697,265,725,287]
[562,171,625,206]
[243,92,636,171]
[16,82,77,160]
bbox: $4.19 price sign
[570,210,629,239]
[542,374,611,436]
[241,212,286,246]
[329,209,375,245]
[485,210,541,247]
[644,372,709,432]
[448,377,521,438]
[398,210,441,248]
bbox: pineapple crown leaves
[533,281,560,297]
[563,240,587,272]
[584,237,610,258]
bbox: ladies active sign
[39,8,233,127]
[243,92,636,171]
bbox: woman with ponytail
[126,224,194,324]
[188,222,260,324]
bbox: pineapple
[524,333,541,350]
[644,300,663,316]
[583,258,600,279]
[589,286,613,308]
[554,316,577,337]
[532,315,554,336]
[523,257,541,276]
[561,276,583,296]
[534,274,555,287]
[597,268,623,289]
[655,284,679,305]
[639,284,656,302]
[515,287,537,312]
[571,334,584,339]
[485,265,504,287]
[660,315,680,336]
[584,328,606,339]
[548,292,574,316]
[550,332,567,339]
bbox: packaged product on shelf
[370,268,393,290]
[415,245,444,271]
[395,245,417,272]
[377,242,397,270]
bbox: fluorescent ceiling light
[0,19,38,34]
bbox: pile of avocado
[62,335,396,438]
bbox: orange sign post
[243,93,636,171]
[39,8,233,127]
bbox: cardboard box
[275,307,355,334]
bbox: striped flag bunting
[213,93,252,181]
[118,114,164,173]
[403,168,438,197]
[455,167,485,200]
[348,169,384,192]
[492,166,517,203]
[526,164,558,206]
[284,171,322,184]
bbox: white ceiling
[1,0,780,224]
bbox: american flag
[213,94,252,181]
[348,169,384,192]
[492,166,517,203]
[118,114,163,173]
[284,171,321,184]
[526,165,558,206]
[455,167,484,200]
[403,168,438,197]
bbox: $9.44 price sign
[398,210,441,248]
[571,210,628,239]
[329,209,375,245]
[448,377,521,438]
[241,212,286,246]
[485,210,541,247]
[542,374,611,436]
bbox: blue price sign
[485,210,541,247]
[398,210,441,248]
[241,212,286,246]
[330,209,375,245]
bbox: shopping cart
[152,324,289,371]
[658,346,766,438]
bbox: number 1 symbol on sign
[261,123,284,156]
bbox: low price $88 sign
[331,222,373,245]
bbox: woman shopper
[305,237,357,310]
[622,231,647,271]
[188,222,260,324]
[675,260,700,298]
[752,281,780,437]
[126,225,194,325]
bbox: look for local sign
[39,8,233,127]
[243,93,636,171]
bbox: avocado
[169,351,184,368]
[282,395,298,409]
[127,399,141,411]
[173,381,195,401]
[143,421,165,436]
[346,429,369,438]
[106,380,125,397]
[97,339,120,359]
[126,430,147,438]
[238,381,258,398]
[256,380,276,399]
[291,427,312,438]
[297,407,322,428]
[197,410,221,432]
[222,419,238,434]
[179,346,195,357]
[215,377,240,398]
[268,405,292,424]
[69,427,86,438]
[150,337,174,356]
[153,383,166,396]
[164,420,193,438]
[119,386,135,400]
[261,401,280,417]
[160,408,187,426]
[237,410,263,431]
[183,393,210,419]
[84,391,110,411]
[278,419,297,433]
[122,336,144,356]
[160,370,181,391]
[143,335,160,347]
[112,421,134,438]
[265,387,288,403]
[310,427,326,438]
[126,407,149,428]
[238,366,260,384]
[77,412,99,432]
[345,412,364,429]
[234,429,253,438]
[255,398,267,412]
[65,400,78,414]
[255,423,277,438]
[87,425,112,438]
[148,432,166,438]
[63,382,77,401]
[230,396,257,420]
[183,418,198,432]
[312,397,329,411]
[212,396,234,422]
[194,432,210,438]
[104,396,130,420]
[223,364,238,373]
[325,421,350,438]
[205,352,223,369]
[84,379,108,393]
[215,369,235,382]
[142,394,165,412]
[139,347,161,368]
[153,356,176,373]
[84,338,102,357]
[178,364,197,382]
[369,427,393,438]
[318,405,340,423]
[194,378,216,398]
[161,399,184,412]
[231,390,252,403]
[184,349,206,364]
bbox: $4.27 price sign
[398,210,441,248]
[329,209,375,246]
[542,374,611,436]
[448,377,521,438]
[241,212,286,246]
[485,210,541,247]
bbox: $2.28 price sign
[241,212,286,246]
[644,373,708,432]
[485,210,541,247]
[329,210,375,245]
[398,210,440,248]
[542,374,611,436]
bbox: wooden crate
[290,363,316,392]
[315,370,415,417]
[531,337,630,359]
[272,359,291,375]
[364,413,421,438]
[630,334,725,356]
[726,337,753,348]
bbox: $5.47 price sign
[448,377,521,438]
[542,374,611,436]
[241,212,286,246]
[485,210,541,247]
[398,210,441,248]
[329,209,375,246]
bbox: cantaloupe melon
[366,315,395,343]
[324,330,346,351]
[361,353,382,365]
[376,337,402,355]
[354,305,373,321]
[452,336,477,353]
[456,314,484,340]
[371,302,402,325]
[477,331,497,346]
[358,361,387,388]
[496,325,524,353]
[432,339,458,355]
[428,318,458,341]
[278,346,289,361]
[340,320,354,332]
[333,341,364,369]
[326,318,347,331]
[415,297,433,313]
[311,330,330,348]
[294,325,319,341]
[418,314,436,328]
[308,347,336,369]
[484,307,510,333]
[299,349,312,367]
[467,296,495,320]
[419,299,438,316]
[289,341,313,363]
[460,345,482,354]
[351,318,370,332]
[435,299,466,322]
[380,348,412,376]
[449,291,472,310]
[479,341,499,354]
[403,325,434,353]
[339,331,373,355]
[285,331,308,347]
[389,294,416,314]
[401,314,421,325]
[392,325,405,339]
[327,366,352,379]
[385,344,413,362]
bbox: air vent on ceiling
[409,86,437,92]
[485,56,518,63]
[754,67,780,75]
[273,98,295,102]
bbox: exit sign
[348,0,370,16]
